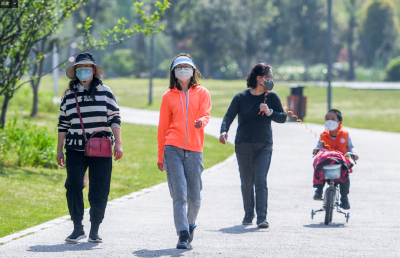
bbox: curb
[0,153,236,245]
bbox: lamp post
[327,0,332,110]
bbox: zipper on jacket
[180,90,190,149]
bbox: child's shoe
[340,196,350,210]
[313,188,323,200]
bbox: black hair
[246,63,272,89]
[326,109,342,122]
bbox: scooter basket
[323,164,341,179]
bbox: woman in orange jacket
[157,53,211,249]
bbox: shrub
[102,49,147,77]
[385,56,400,81]
[0,116,57,168]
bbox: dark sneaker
[340,197,350,210]
[176,230,190,249]
[65,225,86,243]
[313,188,323,200]
[256,220,269,228]
[189,225,196,244]
[242,213,255,225]
[88,233,103,243]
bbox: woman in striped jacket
[57,52,123,243]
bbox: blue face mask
[76,67,93,81]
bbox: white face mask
[324,120,339,131]
[175,68,193,82]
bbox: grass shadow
[133,248,191,257]
[27,242,100,252]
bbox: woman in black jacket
[219,63,287,228]
[57,52,123,243]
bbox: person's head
[66,52,104,82]
[169,53,201,90]
[62,52,104,100]
[324,109,342,131]
[246,63,273,89]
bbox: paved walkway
[313,81,400,90]
[1,107,399,257]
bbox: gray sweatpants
[163,145,204,235]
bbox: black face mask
[261,78,274,91]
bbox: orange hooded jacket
[157,85,212,163]
[320,125,349,155]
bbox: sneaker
[88,233,103,243]
[313,188,323,200]
[340,197,350,210]
[256,220,269,228]
[189,225,196,244]
[242,213,255,225]
[65,225,86,243]
[176,230,190,249]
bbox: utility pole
[148,3,154,106]
[327,0,332,110]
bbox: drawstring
[179,89,190,114]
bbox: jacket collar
[75,83,101,92]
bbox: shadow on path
[303,223,346,228]
[133,248,191,257]
[28,242,100,252]
[207,225,265,234]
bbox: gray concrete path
[313,81,400,90]
[1,107,399,257]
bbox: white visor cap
[171,56,196,71]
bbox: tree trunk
[30,84,39,117]
[0,94,11,129]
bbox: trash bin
[287,86,307,122]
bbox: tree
[358,0,400,67]
[343,0,360,80]
[0,0,170,128]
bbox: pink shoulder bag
[75,92,113,157]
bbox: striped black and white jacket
[58,83,121,151]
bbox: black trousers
[65,149,112,225]
[235,142,273,221]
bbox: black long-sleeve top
[220,89,287,144]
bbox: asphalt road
[0,107,399,257]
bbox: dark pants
[65,149,112,225]
[235,142,273,221]
[314,175,350,198]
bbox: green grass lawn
[39,76,400,132]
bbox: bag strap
[74,92,88,142]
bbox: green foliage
[102,49,147,77]
[385,56,400,81]
[359,0,400,66]
[0,116,57,168]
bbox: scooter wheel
[311,209,314,220]
[346,212,350,223]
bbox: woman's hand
[114,142,123,161]
[157,162,165,171]
[57,149,65,167]
[194,120,202,128]
[219,132,228,144]
[260,103,271,115]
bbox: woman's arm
[112,127,123,161]
[57,132,67,167]
[269,93,287,123]
[157,94,172,169]
[195,89,212,129]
